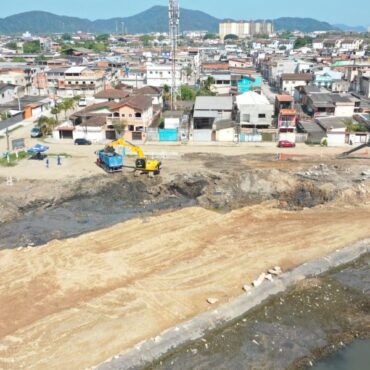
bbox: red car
[277,140,296,148]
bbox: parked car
[277,140,296,148]
[78,98,87,107]
[30,127,43,138]
[74,138,92,145]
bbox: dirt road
[0,190,369,369]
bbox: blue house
[235,76,262,93]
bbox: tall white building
[219,20,274,41]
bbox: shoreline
[98,240,370,370]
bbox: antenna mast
[169,0,180,110]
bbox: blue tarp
[27,144,49,153]
[159,129,178,142]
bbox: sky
[2,0,370,26]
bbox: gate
[159,129,178,142]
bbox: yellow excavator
[105,138,161,175]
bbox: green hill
[0,7,340,35]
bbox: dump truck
[96,149,123,173]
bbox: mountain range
[0,6,365,35]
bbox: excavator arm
[340,138,370,157]
[106,138,145,158]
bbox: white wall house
[146,63,185,87]
[236,91,273,128]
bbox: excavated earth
[0,153,369,369]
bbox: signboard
[12,138,25,151]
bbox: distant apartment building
[219,20,274,41]
[146,63,185,87]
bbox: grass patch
[0,151,31,167]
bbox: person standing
[57,155,62,166]
[45,158,49,168]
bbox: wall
[327,132,346,146]
[216,127,235,142]
[239,104,273,127]
[334,105,355,117]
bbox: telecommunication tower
[169,0,180,110]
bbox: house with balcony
[107,94,155,141]
[277,109,297,142]
[60,66,106,98]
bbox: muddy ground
[1,153,369,249]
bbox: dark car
[277,140,296,148]
[74,138,92,145]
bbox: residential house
[277,109,297,142]
[275,94,294,116]
[94,89,130,103]
[280,73,313,95]
[192,96,234,141]
[236,91,273,129]
[316,116,348,146]
[0,83,18,105]
[107,94,155,141]
[146,63,185,87]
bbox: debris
[265,274,274,282]
[252,273,266,287]
[252,339,260,346]
[207,298,218,305]
[268,266,282,276]
[243,284,252,292]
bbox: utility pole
[169,0,180,111]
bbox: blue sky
[2,0,370,26]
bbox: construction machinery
[339,138,370,158]
[99,138,161,175]
[96,149,124,173]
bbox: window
[121,114,125,117]
[113,112,120,118]
[135,112,142,118]
[129,114,132,117]
[258,114,266,119]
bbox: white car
[78,98,87,107]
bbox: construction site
[0,136,369,369]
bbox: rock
[207,298,218,305]
[252,273,266,287]
[265,274,274,282]
[268,266,282,276]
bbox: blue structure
[159,129,178,142]
[237,76,262,93]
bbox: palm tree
[61,98,74,119]
[51,104,62,122]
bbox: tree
[5,42,17,50]
[224,34,239,41]
[140,35,154,46]
[203,33,217,40]
[179,85,196,101]
[51,104,62,122]
[23,40,41,54]
[12,57,26,63]
[62,33,72,41]
[60,98,75,119]
[36,116,57,135]
[96,34,110,42]
[203,76,215,91]
[113,119,127,135]
[294,37,313,49]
